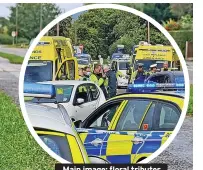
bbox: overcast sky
[0,3,83,18]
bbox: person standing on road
[130,63,146,83]
[147,64,157,77]
[83,66,91,81]
[103,64,117,99]
[79,68,85,81]
[161,62,169,71]
[90,64,108,99]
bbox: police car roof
[154,71,183,76]
[25,103,74,134]
[39,80,93,86]
[114,91,184,99]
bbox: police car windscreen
[24,61,52,82]
[119,62,129,70]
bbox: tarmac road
[0,45,27,57]
[0,56,193,169]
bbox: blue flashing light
[127,82,185,93]
[24,83,55,97]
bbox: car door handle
[91,138,104,147]
[131,137,144,145]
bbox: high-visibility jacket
[130,70,147,83]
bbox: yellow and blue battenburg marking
[77,128,170,163]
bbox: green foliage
[0,34,13,44]
[49,17,72,37]
[0,33,29,45]
[179,14,193,30]
[170,4,193,20]
[123,3,175,23]
[0,52,23,64]
[169,30,193,56]
[0,91,57,170]
[9,3,61,40]
[187,85,193,115]
[71,9,170,59]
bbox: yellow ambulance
[25,36,79,82]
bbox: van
[25,36,79,82]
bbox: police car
[75,84,184,163]
[26,103,109,163]
[145,71,184,84]
[24,81,106,121]
[110,57,130,88]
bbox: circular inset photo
[19,4,189,164]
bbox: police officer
[161,62,169,71]
[130,63,146,83]
[103,64,117,99]
[148,64,157,76]
[90,64,108,99]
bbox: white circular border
[19,4,190,164]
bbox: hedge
[169,30,193,57]
[0,34,29,45]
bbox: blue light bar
[24,83,55,98]
[127,83,185,93]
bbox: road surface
[0,45,27,57]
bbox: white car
[24,80,106,121]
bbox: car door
[73,84,97,121]
[103,98,157,163]
[78,98,156,163]
[132,99,181,163]
[77,100,125,160]
[86,83,100,111]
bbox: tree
[9,3,61,40]
[70,8,170,59]
[0,17,10,34]
[170,4,193,20]
[121,3,175,23]
[48,17,72,37]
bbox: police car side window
[116,99,151,131]
[154,103,180,131]
[88,103,121,130]
[141,103,156,131]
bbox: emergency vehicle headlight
[24,83,55,98]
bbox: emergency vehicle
[24,81,106,121]
[25,36,79,83]
[75,53,92,69]
[110,57,130,88]
[26,103,109,163]
[128,43,181,82]
[75,83,184,163]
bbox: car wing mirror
[74,120,82,128]
[76,98,85,105]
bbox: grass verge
[187,85,193,116]
[0,91,57,170]
[0,51,23,64]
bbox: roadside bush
[169,30,193,56]
[0,34,13,44]
[0,34,29,45]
